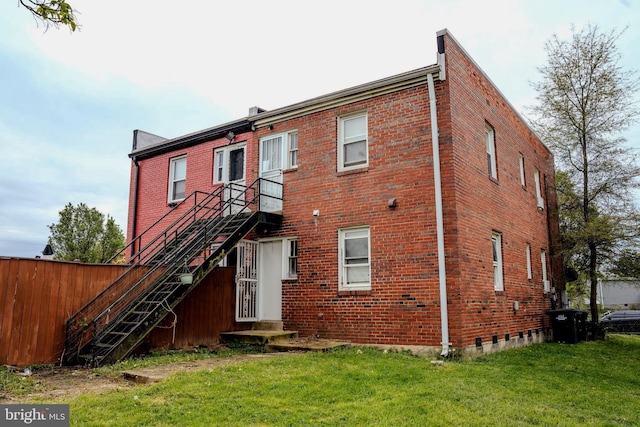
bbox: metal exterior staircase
[64,179,282,366]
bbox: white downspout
[428,72,451,356]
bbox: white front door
[259,135,283,212]
[258,240,283,321]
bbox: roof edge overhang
[129,63,442,160]
[129,119,252,160]
[251,64,442,128]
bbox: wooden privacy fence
[0,257,127,366]
[0,258,243,367]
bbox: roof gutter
[252,65,440,128]
[429,40,451,357]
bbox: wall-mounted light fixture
[388,198,397,209]
[225,131,236,144]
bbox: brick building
[114,29,561,360]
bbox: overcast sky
[1,0,639,258]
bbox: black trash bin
[548,309,588,344]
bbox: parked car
[600,310,640,334]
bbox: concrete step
[220,330,298,345]
[266,338,351,353]
[252,320,283,331]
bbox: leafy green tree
[531,24,640,326]
[610,249,640,278]
[19,0,78,31]
[48,203,126,263]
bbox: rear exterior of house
[124,29,560,357]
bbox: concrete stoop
[220,327,352,353]
[252,320,283,331]
[220,329,298,346]
[265,337,352,353]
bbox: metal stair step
[71,206,275,367]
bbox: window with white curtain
[260,130,298,173]
[261,135,283,173]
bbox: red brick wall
[439,33,556,347]
[253,88,445,346]
[252,34,557,349]
[127,131,256,249]
[127,33,558,351]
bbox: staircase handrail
[64,178,281,363]
[107,188,222,265]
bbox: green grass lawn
[20,335,640,426]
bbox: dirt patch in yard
[1,366,131,403]
[1,352,301,403]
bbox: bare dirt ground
[1,353,300,403]
[1,365,131,403]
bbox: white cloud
[2,0,640,258]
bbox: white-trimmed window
[214,150,225,183]
[339,227,371,290]
[288,132,298,168]
[214,144,245,184]
[338,112,368,171]
[526,243,532,280]
[260,130,298,173]
[534,168,544,209]
[283,238,298,279]
[541,249,550,293]
[168,155,187,202]
[486,123,497,179]
[519,154,526,187]
[492,232,503,291]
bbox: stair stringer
[83,211,280,366]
